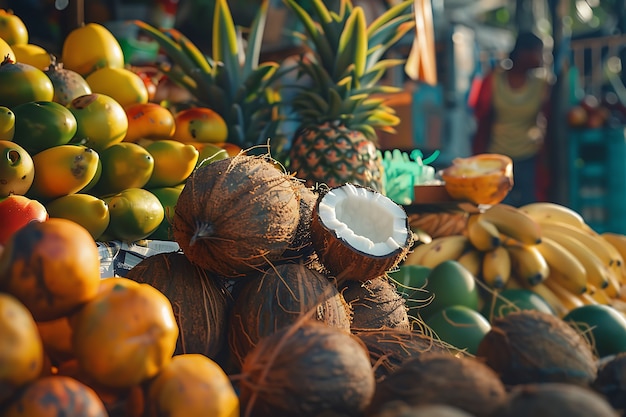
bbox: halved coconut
[311,184,413,282]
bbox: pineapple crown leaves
[133,0,285,148]
[283,0,415,87]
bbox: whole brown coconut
[282,182,318,261]
[239,320,376,417]
[371,401,476,417]
[228,261,352,368]
[355,328,450,381]
[476,310,597,387]
[172,154,301,278]
[366,352,507,417]
[125,251,231,360]
[341,278,410,332]
[593,352,626,413]
[490,382,619,417]
[311,183,413,283]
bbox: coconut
[370,402,476,417]
[476,310,597,387]
[239,320,376,417]
[172,154,301,278]
[282,182,318,262]
[354,328,449,381]
[341,278,410,332]
[310,183,413,283]
[228,261,352,368]
[125,251,231,360]
[592,352,626,412]
[490,383,619,417]
[366,352,507,417]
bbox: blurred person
[471,31,553,206]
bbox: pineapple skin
[289,121,384,192]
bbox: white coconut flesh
[317,184,410,257]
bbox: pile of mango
[0,11,237,244]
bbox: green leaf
[360,58,405,86]
[367,20,414,68]
[213,0,242,97]
[335,7,367,82]
[164,28,213,75]
[243,0,270,77]
[367,0,413,38]
[283,0,334,71]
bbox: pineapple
[133,0,283,150]
[284,0,415,192]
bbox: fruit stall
[1,1,626,417]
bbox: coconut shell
[367,352,506,417]
[239,320,376,417]
[593,352,626,413]
[371,402,476,417]
[341,278,410,332]
[172,154,301,278]
[310,184,413,283]
[125,251,231,360]
[490,383,619,417]
[355,328,450,381]
[228,261,352,368]
[282,182,317,261]
[476,310,597,387]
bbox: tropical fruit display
[3,1,626,416]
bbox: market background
[4,0,626,231]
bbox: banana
[506,244,549,286]
[481,245,511,289]
[544,276,585,312]
[411,235,469,269]
[539,221,616,269]
[540,226,611,290]
[601,232,626,283]
[524,280,569,317]
[465,213,501,251]
[577,291,599,306]
[481,203,542,245]
[518,201,586,230]
[456,248,483,278]
[404,240,437,266]
[603,267,622,299]
[587,283,612,305]
[534,236,587,294]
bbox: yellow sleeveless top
[488,68,549,160]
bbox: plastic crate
[568,127,626,233]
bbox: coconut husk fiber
[239,320,376,417]
[341,277,410,332]
[366,352,506,417]
[489,382,619,417]
[228,261,352,368]
[354,328,449,381]
[476,310,597,387]
[593,352,626,413]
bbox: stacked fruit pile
[3,2,626,416]
[0,16,240,244]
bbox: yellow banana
[404,240,437,266]
[544,276,585,312]
[481,203,542,246]
[524,280,569,317]
[600,232,626,283]
[586,284,613,305]
[456,248,483,278]
[539,221,616,269]
[27,145,100,202]
[518,201,586,230]
[506,244,549,286]
[534,236,587,294]
[540,226,611,290]
[481,245,511,289]
[465,213,501,251]
[603,267,623,299]
[577,291,599,306]
[413,234,469,269]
